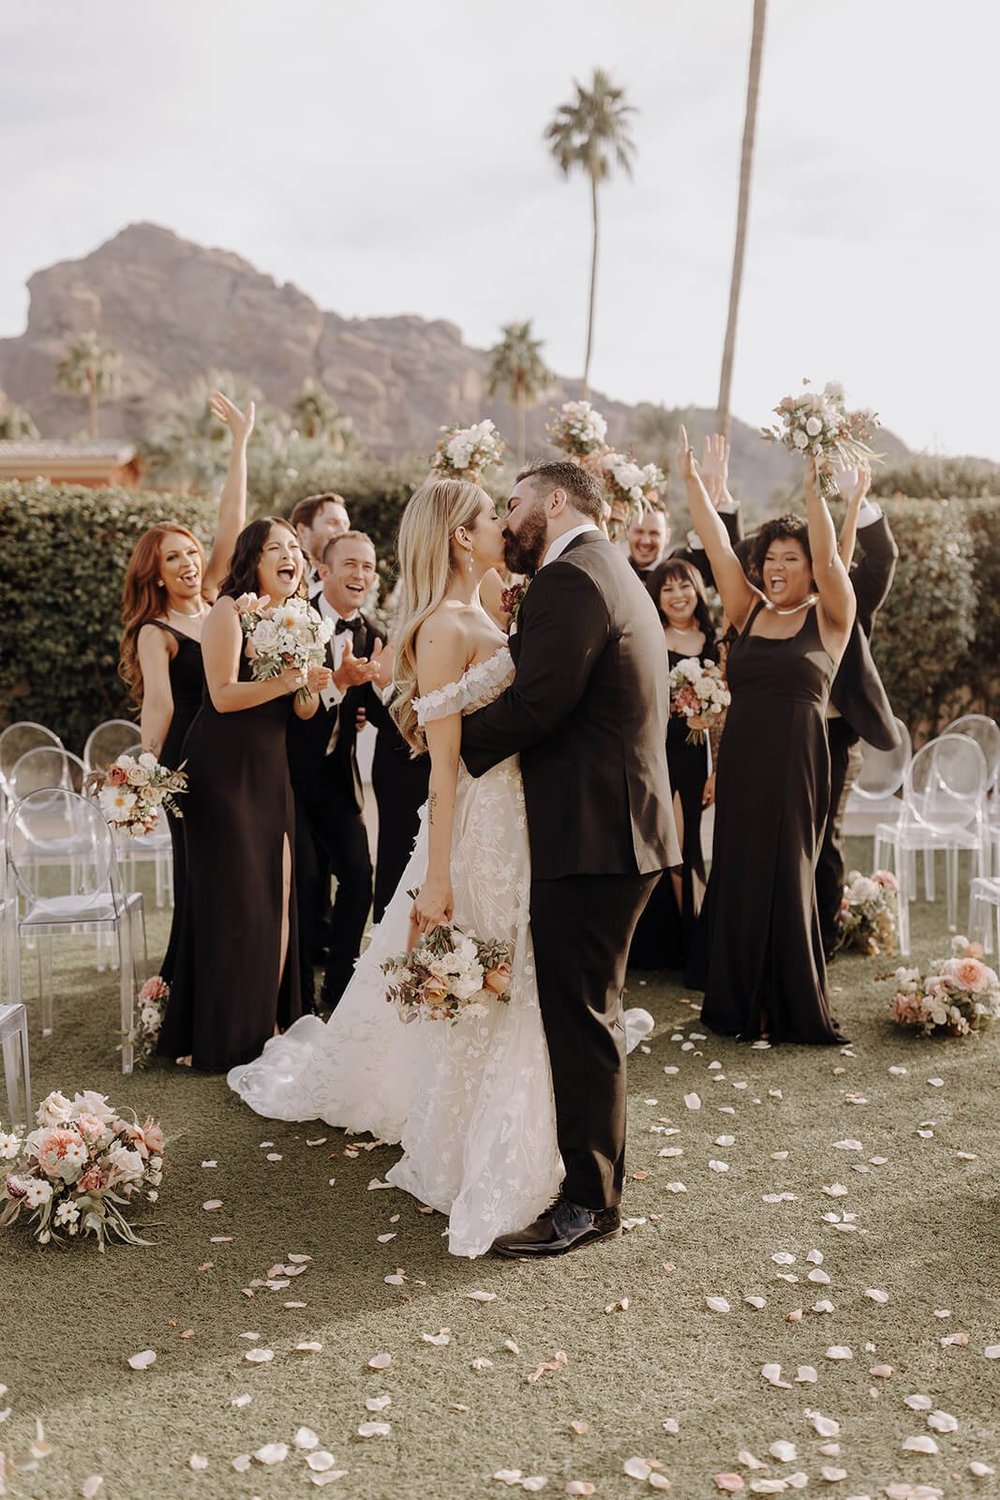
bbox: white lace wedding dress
[227,646,564,1257]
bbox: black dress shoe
[492,1198,621,1258]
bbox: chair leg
[896,856,911,958]
[945,847,958,932]
[923,848,936,902]
[119,917,135,1077]
[39,936,53,1036]
[2,1023,30,1132]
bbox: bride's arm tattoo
[428,790,438,823]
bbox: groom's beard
[503,506,548,577]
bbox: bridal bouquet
[835,869,898,956]
[237,592,334,700]
[85,752,187,836]
[891,937,1000,1037]
[546,399,608,459]
[431,419,506,483]
[383,916,513,1023]
[668,658,730,745]
[0,1090,165,1250]
[762,380,881,498]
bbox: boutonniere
[500,578,529,633]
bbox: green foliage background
[0,479,997,751]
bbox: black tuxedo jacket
[462,532,680,879]
[286,611,386,813]
[735,514,899,750]
[662,506,744,591]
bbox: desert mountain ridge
[0,222,910,503]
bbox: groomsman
[290,492,350,590]
[627,507,670,580]
[287,531,386,1011]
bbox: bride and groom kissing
[229,458,680,1259]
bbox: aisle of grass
[2,842,999,1498]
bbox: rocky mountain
[0,223,909,507]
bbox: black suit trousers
[530,870,660,1209]
[294,783,373,1008]
[816,718,864,956]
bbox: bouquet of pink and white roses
[237,592,334,700]
[890,937,1000,1037]
[762,380,881,498]
[600,452,667,540]
[0,1090,165,1249]
[836,869,898,957]
[431,419,506,483]
[129,974,170,1066]
[546,399,609,459]
[85,752,187,836]
[382,912,513,1023]
[668,658,731,746]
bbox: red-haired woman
[118,392,254,983]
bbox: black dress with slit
[157,647,302,1070]
[629,639,718,970]
[145,621,203,985]
[691,603,844,1044]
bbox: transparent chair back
[943,713,1000,795]
[906,734,987,837]
[6,789,112,912]
[8,746,86,802]
[853,718,912,800]
[0,721,63,807]
[83,718,142,773]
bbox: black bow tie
[335,615,363,636]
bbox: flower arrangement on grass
[836,869,898,957]
[431,420,506,483]
[668,658,730,746]
[762,379,881,498]
[890,937,1000,1037]
[0,1091,165,1249]
[85,753,187,836]
[382,910,513,1023]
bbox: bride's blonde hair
[391,475,486,752]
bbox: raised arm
[461,563,608,778]
[836,463,871,568]
[201,598,319,713]
[805,461,856,652]
[676,426,758,629]
[410,615,470,933]
[202,392,255,598]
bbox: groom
[462,460,680,1257]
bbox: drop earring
[467,548,473,575]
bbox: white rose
[451,965,485,1001]
[252,620,280,651]
[71,1091,115,1123]
[106,1145,145,1187]
[36,1091,74,1127]
[138,752,158,770]
[792,429,809,449]
[847,877,878,904]
[117,754,136,771]
[126,765,151,787]
[805,416,822,437]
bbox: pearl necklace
[168,604,206,620]
[770,593,818,617]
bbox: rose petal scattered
[357,1421,391,1438]
[864,1289,889,1303]
[901,1435,939,1453]
[623,1457,652,1480]
[244,1348,274,1363]
[715,1477,745,1494]
[796,1366,818,1384]
[189,1455,209,1471]
[81,1479,104,1498]
[466,1290,498,1302]
[202,1200,223,1211]
[825,1346,853,1360]
[254,1442,289,1464]
[927,1411,957,1433]
[306,1452,337,1472]
[684,1093,702,1110]
[769,1441,797,1462]
[706,1296,731,1313]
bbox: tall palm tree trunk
[88,373,99,440]
[582,171,600,399]
[716,0,767,440]
[516,384,527,468]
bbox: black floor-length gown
[629,641,718,970]
[145,622,203,985]
[691,603,844,1044]
[157,652,302,1070]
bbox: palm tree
[291,377,358,454]
[716,0,768,440]
[545,69,637,398]
[486,321,552,466]
[55,331,121,440]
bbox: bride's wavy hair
[390,475,486,753]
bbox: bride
[228,476,647,1258]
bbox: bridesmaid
[677,426,856,1044]
[119,392,254,983]
[157,519,332,1070]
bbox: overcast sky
[2,0,997,458]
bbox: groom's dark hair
[517,459,605,523]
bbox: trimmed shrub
[0,481,216,751]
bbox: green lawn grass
[2,840,998,1499]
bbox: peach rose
[943,956,992,994]
[75,1113,107,1145]
[77,1164,109,1193]
[483,963,513,997]
[107,764,128,786]
[421,976,449,1005]
[140,1117,165,1155]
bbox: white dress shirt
[315,592,358,709]
[541,522,600,568]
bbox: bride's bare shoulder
[415,603,472,686]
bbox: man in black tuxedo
[462,460,680,1258]
[287,531,387,1011]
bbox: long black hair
[646,557,716,644]
[218,517,303,599]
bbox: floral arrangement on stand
[547,401,665,542]
[0,1091,165,1249]
[668,658,731,746]
[835,869,898,956]
[431,419,506,483]
[237,592,334,701]
[545,400,608,460]
[382,908,513,1023]
[84,753,187,836]
[762,380,881,498]
[890,937,1000,1037]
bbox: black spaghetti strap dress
[144,621,203,984]
[692,603,845,1044]
[157,649,302,1070]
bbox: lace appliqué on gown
[228,646,563,1257]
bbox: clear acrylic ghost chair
[4,790,146,1073]
[969,876,1000,956]
[108,743,174,911]
[843,717,911,838]
[874,734,988,955]
[945,713,1000,875]
[9,746,85,801]
[0,721,63,822]
[0,1003,31,1130]
[82,718,141,774]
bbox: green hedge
[0,482,216,751]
